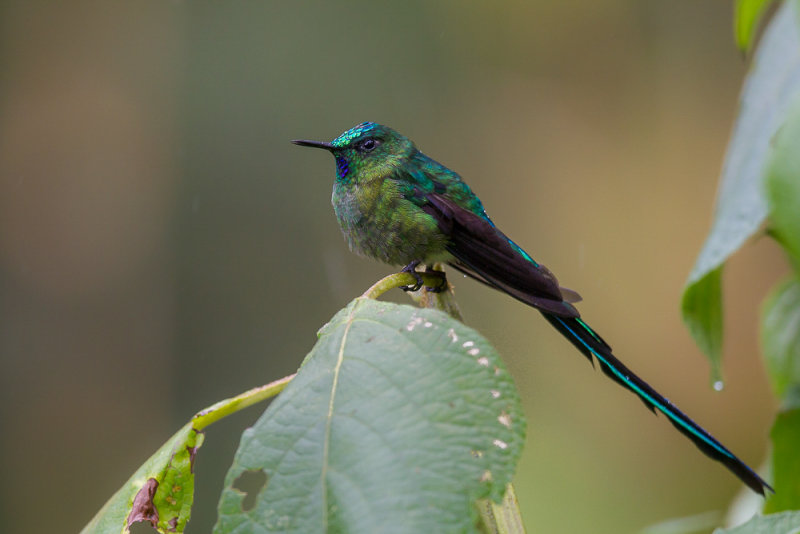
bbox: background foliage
[0,2,787,533]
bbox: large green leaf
[215,298,526,534]
[765,389,800,513]
[761,277,800,398]
[81,423,203,534]
[713,510,800,533]
[682,0,800,380]
[734,0,777,52]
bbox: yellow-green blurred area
[0,1,784,533]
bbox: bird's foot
[399,261,449,293]
[423,266,448,293]
[400,260,424,292]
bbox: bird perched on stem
[292,121,772,495]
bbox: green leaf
[80,376,291,534]
[761,277,800,398]
[765,388,800,513]
[215,298,526,534]
[713,510,800,533]
[81,423,203,534]
[734,0,776,52]
[766,96,800,270]
[682,267,725,383]
[682,0,800,378]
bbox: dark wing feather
[422,192,579,318]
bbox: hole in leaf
[130,522,160,534]
[232,468,268,511]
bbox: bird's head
[293,122,415,182]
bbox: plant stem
[192,374,295,431]
[361,271,442,299]
[361,265,464,322]
[476,483,527,534]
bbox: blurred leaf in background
[682,0,800,382]
[714,510,800,533]
[734,0,777,52]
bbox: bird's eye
[359,138,379,152]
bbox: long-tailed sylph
[292,121,771,495]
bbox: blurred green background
[0,1,784,533]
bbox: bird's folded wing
[422,191,580,318]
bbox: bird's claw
[400,273,424,292]
[424,268,448,293]
[399,261,448,293]
[400,260,424,292]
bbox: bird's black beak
[292,139,335,151]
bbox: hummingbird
[292,121,772,495]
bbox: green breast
[332,176,451,266]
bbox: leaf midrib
[320,300,360,531]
